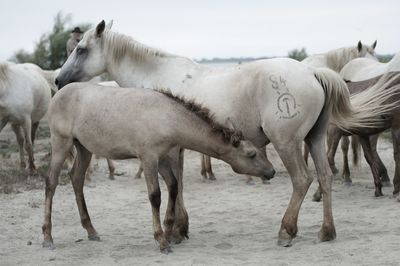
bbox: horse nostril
[271,170,276,178]
[55,78,59,85]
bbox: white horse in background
[55,21,392,247]
[341,51,400,81]
[302,41,378,182]
[0,62,52,175]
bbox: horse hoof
[319,227,336,242]
[42,240,55,250]
[160,246,173,254]
[312,194,322,202]
[262,179,270,185]
[108,175,115,180]
[277,238,292,247]
[342,181,352,187]
[88,234,101,241]
[381,181,391,188]
[209,175,216,181]
[374,190,384,197]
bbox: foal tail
[313,68,400,131]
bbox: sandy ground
[1,124,400,266]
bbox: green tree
[11,12,91,70]
[288,48,308,61]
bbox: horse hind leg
[106,159,115,180]
[341,136,352,185]
[370,134,390,186]
[359,136,383,197]
[42,135,73,249]
[11,124,26,169]
[21,118,36,175]
[273,141,313,247]
[135,163,143,179]
[70,141,99,240]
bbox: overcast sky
[1,0,399,61]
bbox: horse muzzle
[263,169,276,181]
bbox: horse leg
[274,141,313,247]
[158,156,179,242]
[106,159,115,180]
[200,154,207,179]
[31,121,39,145]
[205,155,216,180]
[359,136,383,197]
[69,141,99,240]
[42,135,73,249]
[326,124,341,176]
[141,154,171,253]
[21,118,35,175]
[341,136,352,184]
[391,125,400,195]
[11,124,26,169]
[172,148,189,242]
[306,134,336,242]
[135,163,143,179]
[303,143,310,165]
[370,134,390,186]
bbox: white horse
[302,41,378,181]
[55,21,390,247]
[341,51,400,81]
[0,61,52,175]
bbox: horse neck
[105,50,205,89]
[326,47,358,72]
[388,52,400,71]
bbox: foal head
[56,20,113,89]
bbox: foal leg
[341,136,352,184]
[11,124,26,169]
[171,148,189,242]
[370,134,390,186]
[42,135,73,249]
[359,136,383,197]
[141,155,171,253]
[158,157,179,242]
[106,159,115,180]
[70,141,99,240]
[274,141,313,247]
[204,155,216,180]
[135,163,143,179]
[21,118,35,175]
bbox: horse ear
[96,20,106,37]
[372,40,377,50]
[357,41,362,52]
[106,20,114,31]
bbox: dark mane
[157,89,244,147]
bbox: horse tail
[313,68,400,131]
[351,135,360,166]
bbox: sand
[1,124,400,266]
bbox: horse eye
[76,47,87,55]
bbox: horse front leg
[158,156,179,242]
[327,124,342,176]
[42,136,73,249]
[359,136,383,197]
[142,154,171,253]
[106,159,115,180]
[21,118,36,175]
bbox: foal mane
[325,47,359,72]
[104,30,171,64]
[157,89,244,147]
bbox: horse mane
[325,47,359,72]
[103,30,172,64]
[157,89,244,147]
[0,63,10,88]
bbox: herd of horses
[1,20,400,253]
